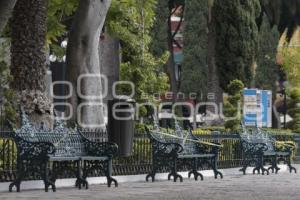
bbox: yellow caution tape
[154,131,223,148]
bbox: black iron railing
[0,131,17,182]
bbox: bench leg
[106,159,118,187]
[255,155,269,175]
[50,162,58,186]
[211,157,223,179]
[146,158,158,182]
[252,156,260,174]
[267,157,274,173]
[146,172,156,182]
[42,161,56,192]
[75,160,88,190]
[9,159,24,192]
[79,160,90,190]
[188,158,203,181]
[286,155,297,173]
[170,159,182,182]
[240,155,252,175]
[252,155,264,175]
[268,156,280,174]
[276,155,296,173]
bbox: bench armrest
[211,142,222,153]
[15,138,56,159]
[145,126,183,155]
[242,140,268,153]
[77,129,118,157]
[189,131,222,154]
[156,141,184,155]
[158,142,183,154]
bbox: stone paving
[0,168,299,200]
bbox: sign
[243,89,272,127]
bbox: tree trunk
[11,0,52,128]
[99,33,120,103]
[0,0,17,34]
[206,1,223,125]
[66,0,111,128]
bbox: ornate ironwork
[8,111,119,192]
[1,112,297,187]
[146,119,223,183]
[239,123,297,175]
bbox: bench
[239,124,269,175]
[239,123,297,175]
[9,110,118,192]
[254,127,297,174]
[146,119,223,182]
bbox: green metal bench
[146,119,223,182]
[255,127,297,174]
[9,111,118,192]
[239,123,297,175]
[239,124,269,175]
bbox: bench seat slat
[80,156,109,161]
[178,154,215,158]
[49,156,81,161]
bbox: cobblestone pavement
[0,170,299,200]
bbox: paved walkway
[0,169,299,200]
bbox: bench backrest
[147,117,204,155]
[240,123,275,152]
[15,111,87,157]
[173,120,200,155]
[148,115,169,143]
[15,111,39,142]
[253,127,275,152]
[51,119,86,157]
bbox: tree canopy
[214,0,261,90]
[181,0,208,100]
[107,0,169,102]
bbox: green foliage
[214,0,261,90]
[280,47,300,87]
[223,80,244,131]
[275,140,297,159]
[0,139,17,168]
[255,14,280,92]
[194,126,296,135]
[47,0,78,58]
[286,87,300,133]
[227,80,244,96]
[0,39,16,123]
[138,105,148,118]
[135,123,146,133]
[181,0,208,100]
[107,0,169,102]
[150,0,169,58]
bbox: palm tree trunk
[11,0,52,127]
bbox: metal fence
[1,127,297,182]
